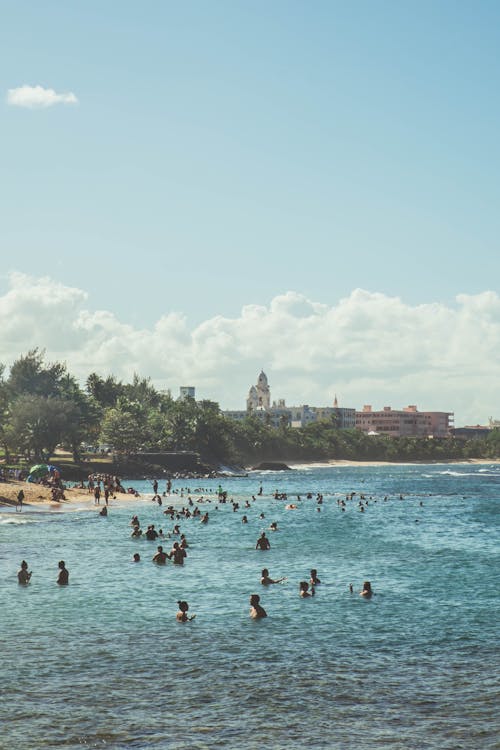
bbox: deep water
[1,463,499,749]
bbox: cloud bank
[6,85,78,109]
[1,272,498,425]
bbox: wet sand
[0,480,141,509]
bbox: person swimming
[360,581,373,598]
[299,581,315,597]
[133,553,141,562]
[260,568,286,585]
[152,545,168,564]
[169,542,186,565]
[57,560,69,585]
[310,569,321,585]
[255,532,270,550]
[17,560,32,585]
[176,600,196,622]
[249,593,267,618]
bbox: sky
[1,1,500,424]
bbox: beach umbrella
[29,463,49,476]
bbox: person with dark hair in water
[249,593,267,618]
[260,568,286,585]
[299,581,315,597]
[176,601,196,622]
[255,532,270,550]
[360,581,373,598]
[152,546,168,565]
[310,569,321,585]
[57,560,69,585]
[17,560,32,584]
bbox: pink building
[356,405,454,438]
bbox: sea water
[1,463,499,749]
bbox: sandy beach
[0,479,141,509]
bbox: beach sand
[0,479,140,509]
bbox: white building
[223,372,355,430]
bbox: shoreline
[2,458,498,509]
[0,480,144,510]
[285,458,500,469]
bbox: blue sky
[1,2,500,422]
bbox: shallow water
[1,464,499,749]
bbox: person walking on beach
[94,485,101,505]
[17,560,32,584]
[57,560,69,585]
[16,489,24,512]
[255,532,270,550]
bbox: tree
[8,395,80,462]
[7,349,66,399]
[86,373,123,408]
[100,399,149,456]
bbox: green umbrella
[30,464,49,476]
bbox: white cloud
[0,272,499,425]
[6,85,78,109]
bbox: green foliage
[1,350,500,467]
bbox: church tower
[247,371,271,411]
[256,371,271,409]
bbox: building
[179,386,196,401]
[356,405,454,438]
[247,371,271,411]
[223,372,355,429]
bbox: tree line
[1,349,499,466]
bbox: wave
[0,517,37,525]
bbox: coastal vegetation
[1,350,500,471]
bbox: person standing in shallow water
[17,560,32,584]
[299,581,315,597]
[57,560,69,585]
[260,568,286,585]
[176,601,196,622]
[360,581,373,598]
[16,489,24,513]
[255,532,270,550]
[249,594,267,618]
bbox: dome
[258,371,268,385]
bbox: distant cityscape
[179,371,497,439]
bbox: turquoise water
[1,463,499,749]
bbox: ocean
[1,463,499,749]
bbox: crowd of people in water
[14,478,381,619]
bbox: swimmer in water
[360,581,373,598]
[299,581,315,597]
[17,560,32,585]
[249,593,267,618]
[57,560,69,586]
[176,600,196,622]
[133,553,141,562]
[152,545,168,564]
[255,532,270,550]
[269,521,278,531]
[310,569,321,585]
[260,568,287,585]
